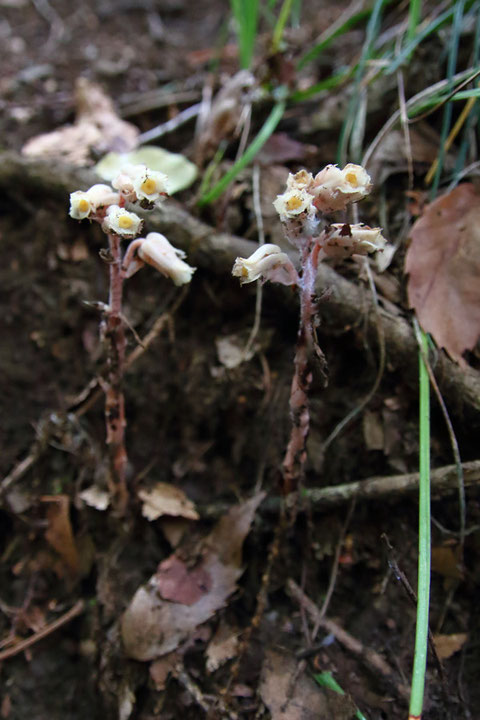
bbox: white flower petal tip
[137,232,195,285]
[102,205,143,238]
[232,244,298,286]
[320,223,386,260]
[112,164,169,204]
[273,187,316,222]
[313,163,372,213]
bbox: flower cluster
[273,163,372,222]
[68,164,195,285]
[233,162,385,287]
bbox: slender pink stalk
[103,233,128,514]
[282,239,320,495]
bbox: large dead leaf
[259,650,356,720]
[121,493,264,660]
[405,184,480,363]
[22,78,138,165]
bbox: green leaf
[95,146,198,195]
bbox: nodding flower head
[102,205,143,238]
[112,164,169,204]
[286,170,315,191]
[273,187,316,222]
[69,184,120,220]
[232,244,298,286]
[312,163,372,213]
[136,232,195,285]
[319,223,386,260]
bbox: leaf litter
[121,492,264,660]
[405,183,480,363]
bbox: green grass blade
[409,325,431,720]
[386,2,476,75]
[198,100,286,206]
[407,0,422,42]
[297,6,372,70]
[230,0,260,69]
[289,67,352,102]
[271,0,295,53]
[314,672,368,720]
[337,0,389,163]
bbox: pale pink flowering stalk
[69,167,195,514]
[233,164,386,495]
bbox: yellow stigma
[286,195,303,211]
[140,178,157,195]
[78,198,90,212]
[345,172,358,187]
[118,215,133,229]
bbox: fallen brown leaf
[433,632,468,660]
[41,495,79,577]
[121,492,265,660]
[405,184,480,364]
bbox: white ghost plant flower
[232,244,298,286]
[69,191,92,220]
[113,164,169,204]
[136,232,196,285]
[312,163,372,212]
[273,187,316,222]
[319,223,386,260]
[69,184,120,220]
[102,205,143,238]
[286,169,315,191]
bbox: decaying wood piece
[1,151,480,427]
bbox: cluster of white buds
[273,163,372,221]
[112,164,169,206]
[68,165,195,285]
[234,162,385,287]
[232,244,298,286]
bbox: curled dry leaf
[138,482,199,521]
[121,492,264,660]
[405,184,480,364]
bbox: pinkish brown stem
[282,240,319,495]
[103,233,128,514]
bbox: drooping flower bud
[318,223,386,260]
[102,205,143,238]
[312,163,372,213]
[232,244,298,286]
[136,232,195,285]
